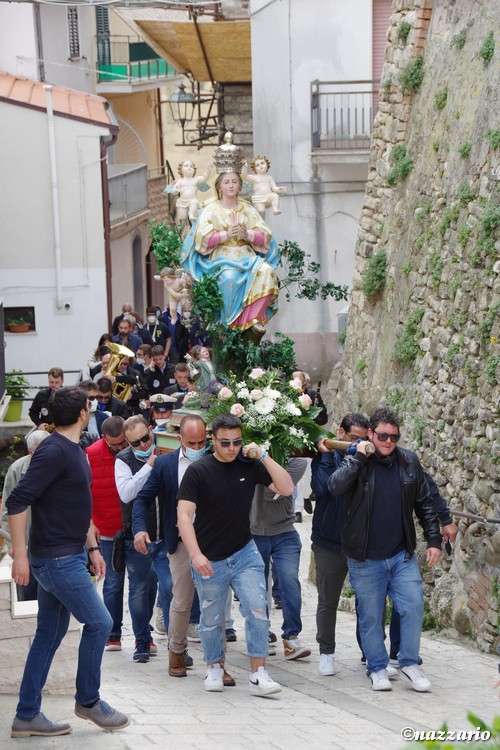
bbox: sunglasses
[373,431,400,444]
[213,437,243,448]
[128,432,151,448]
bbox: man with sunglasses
[177,414,294,697]
[328,407,442,694]
[86,417,130,652]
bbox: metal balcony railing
[311,80,378,151]
[108,164,148,224]
[96,35,176,84]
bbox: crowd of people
[2,302,457,738]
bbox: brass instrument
[103,342,135,402]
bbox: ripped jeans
[191,539,269,664]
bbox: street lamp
[168,83,196,145]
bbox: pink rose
[249,368,266,379]
[218,387,233,400]
[230,403,245,417]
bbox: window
[68,6,80,60]
[4,306,36,333]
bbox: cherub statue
[164,159,213,223]
[241,155,287,217]
[156,267,193,323]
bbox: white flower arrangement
[202,369,325,465]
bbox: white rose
[250,389,263,401]
[218,387,233,400]
[249,368,266,379]
[298,393,313,409]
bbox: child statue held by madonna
[180,133,280,334]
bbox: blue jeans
[192,540,269,664]
[253,530,303,639]
[347,551,424,673]
[124,540,157,641]
[147,539,173,631]
[17,551,112,719]
[100,539,124,639]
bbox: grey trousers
[313,543,348,655]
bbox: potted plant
[4,370,30,421]
[7,318,30,333]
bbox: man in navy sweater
[7,386,129,738]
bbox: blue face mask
[133,443,154,459]
[182,443,206,462]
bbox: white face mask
[89,398,98,413]
[147,315,156,324]
[136,357,145,366]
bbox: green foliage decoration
[479,31,495,66]
[148,221,182,270]
[401,712,499,749]
[393,307,425,366]
[246,333,297,378]
[278,240,348,302]
[387,145,414,186]
[400,56,424,96]
[190,273,224,331]
[362,250,387,298]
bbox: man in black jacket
[328,407,441,694]
[28,367,64,428]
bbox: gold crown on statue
[213,132,245,174]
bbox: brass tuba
[103,342,136,402]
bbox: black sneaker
[303,497,313,514]
[294,512,303,523]
[225,628,237,642]
[269,630,278,644]
[133,639,150,663]
[273,597,282,610]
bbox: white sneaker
[204,664,224,692]
[389,657,399,668]
[249,667,282,697]
[386,665,399,679]
[186,624,201,643]
[319,653,337,676]
[401,665,431,692]
[369,669,392,691]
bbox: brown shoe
[222,667,236,687]
[168,649,187,677]
[283,636,311,661]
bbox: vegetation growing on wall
[387,145,414,185]
[392,307,425,366]
[397,20,411,44]
[362,250,387,298]
[479,30,495,66]
[400,55,424,95]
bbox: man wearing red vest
[86,417,128,650]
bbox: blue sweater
[6,431,92,557]
[310,450,345,553]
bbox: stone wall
[329,0,499,652]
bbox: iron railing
[108,164,148,224]
[311,79,378,151]
[96,35,176,84]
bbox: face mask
[147,315,156,324]
[136,357,145,366]
[156,310,161,318]
[133,443,154,459]
[89,399,98,414]
[182,443,206,462]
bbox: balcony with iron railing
[311,80,378,162]
[96,35,176,88]
[108,164,148,225]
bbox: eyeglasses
[346,433,368,442]
[96,394,111,402]
[373,431,400,444]
[128,432,151,448]
[106,437,128,449]
[213,437,243,448]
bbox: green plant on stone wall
[459,141,472,159]
[486,355,499,385]
[458,182,472,205]
[485,129,500,150]
[403,261,412,275]
[449,274,462,295]
[400,55,424,96]
[451,29,467,50]
[457,224,471,248]
[446,342,461,364]
[432,140,440,152]
[393,307,425,367]
[439,203,460,237]
[356,357,367,376]
[479,30,495,66]
[338,328,347,348]
[413,415,427,447]
[397,20,411,44]
[435,88,448,110]
[387,145,414,186]
[362,250,387,297]
[427,251,445,288]
[478,303,499,343]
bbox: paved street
[0,514,498,749]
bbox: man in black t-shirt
[177,414,293,697]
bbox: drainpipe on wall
[100,105,119,331]
[43,85,64,310]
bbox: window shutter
[68,6,80,59]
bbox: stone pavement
[0,514,498,750]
